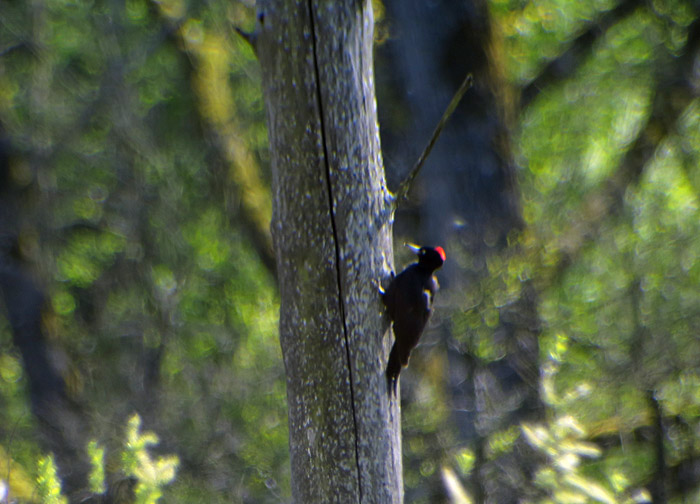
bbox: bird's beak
[404,243,421,254]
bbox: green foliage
[0,324,41,498]
[36,456,68,504]
[122,415,179,504]
[33,416,177,504]
[523,364,652,504]
[398,0,700,501]
[1,0,284,499]
[87,440,106,494]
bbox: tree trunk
[0,128,91,500]
[256,1,401,502]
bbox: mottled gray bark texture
[256,1,402,503]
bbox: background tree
[376,1,543,501]
[0,1,285,500]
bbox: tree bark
[257,1,401,502]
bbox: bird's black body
[382,245,445,392]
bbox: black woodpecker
[381,244,446,392]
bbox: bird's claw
[373,277,386,296]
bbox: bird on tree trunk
[381,244,445,393]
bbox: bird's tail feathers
[386,343,401,394]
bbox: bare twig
[392,73,474,210]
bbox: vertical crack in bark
[306,1,364,501]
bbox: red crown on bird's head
[434,246,446,262]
